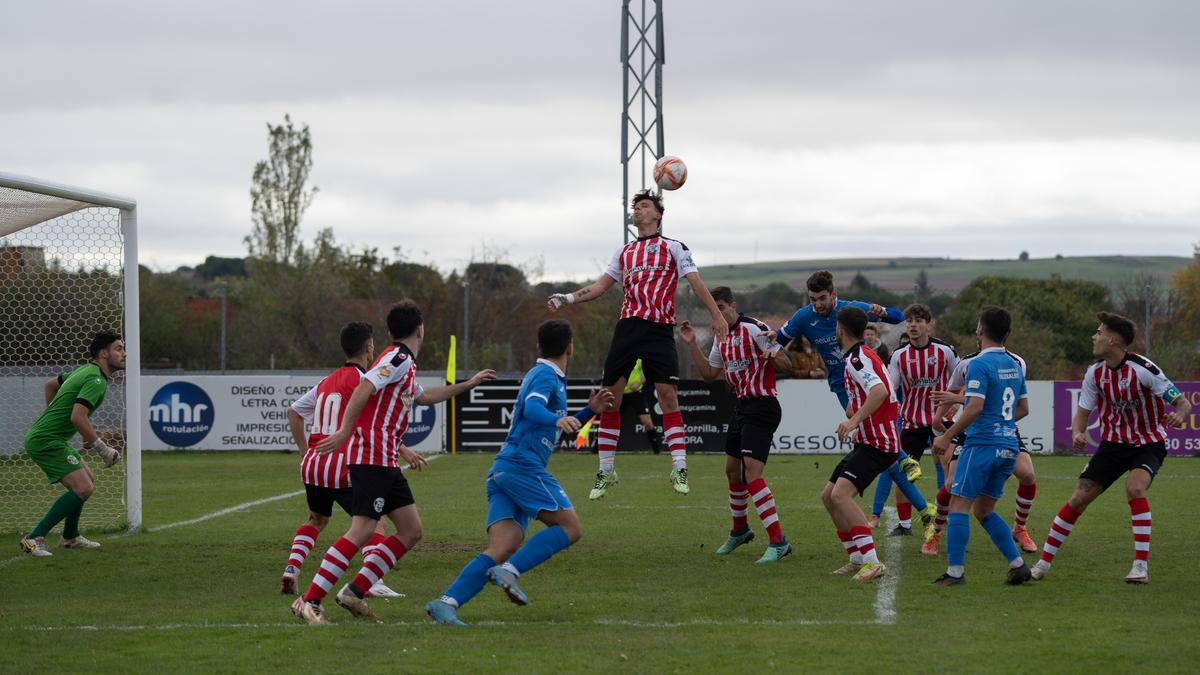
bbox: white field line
[6,617,878,633]
[874,506,899,626]
[145,490,305,533]
[0,455,445,568]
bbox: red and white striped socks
[597,411,620,473]
[933,485,951,535]
[1129,497,1151,563]
[286,524,319,572]
[349,535,409,596]
[850,525,879,564]
[1013,482,1037,529]
[662,411,687,470]
[748,478,783,545]
[1038,503,1081,569]
[303,536,359,603]
[896,501,912,529]
[728,482,749,532]
[837,530,862,564]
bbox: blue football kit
[778,299,903,408]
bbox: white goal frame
[0,171,141,531]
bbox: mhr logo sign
[149,382,215,447]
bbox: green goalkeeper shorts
[25,440,85,483]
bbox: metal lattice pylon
[621,0,665,243]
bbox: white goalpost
[0,171,141,534]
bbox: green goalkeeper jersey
[24,363,109,447]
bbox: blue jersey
[962,347,1028,449]
[778,299,903,395]
[495,360,569,470]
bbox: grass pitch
[2,452,1199,673]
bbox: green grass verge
[2,452,1198,673]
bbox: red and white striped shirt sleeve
[605,248,623,282]
[847,353,886,396]
[1078,364,1101,411]
[1132,359,1175,399]
[290,384,319,425]
[666,239,698,278]
[887,351,904,401]
[707,342,724,369]
[363,353,418,393]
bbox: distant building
[0,246,45,282]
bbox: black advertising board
[450,378,736,453]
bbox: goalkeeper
[19,331,125,557]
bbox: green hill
[701,256,1192,294]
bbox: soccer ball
[654,156,687,191]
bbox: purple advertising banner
[1053,381,1200,456]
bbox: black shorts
[305,484,355,518]
[725,397,782,464]
[900,426,934,462]
[1079,441,1167,489]
[348,464,415,519]
[830,444,897,496]
[602,318,679,387]
[620,387,655,417]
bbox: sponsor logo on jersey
[646,243,660,254]
[378,366,391,378]
[148,381,215,447]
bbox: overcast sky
[3,1,1198,279]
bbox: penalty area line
[0,454,446,568]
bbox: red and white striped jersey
[843,342,900,453]
[290,364,364,488]
[888,338,959,427]
[605,233,698,325]
[346,344,425,468]
[708,315,781,398]
[1079,353,1177,446]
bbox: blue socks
[509,525,571,574]
[443,553,496,608]
[935,461,945,490]
[947,512,969,569]
[871,471,893,517]
[945,511,1023,578]
[981,512,1022,564]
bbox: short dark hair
[903,303,933,322]
[339,322,374,358]
[1098,311,1136,347]
[807,270,834,294]
[631,188,664,215]
[710,286,735,305]
[537,319,573,359]
[978,305,1012,343]
[863,324,877,335]
[386,300,423,340]
[88,331,121,358]
[836,306,868,340]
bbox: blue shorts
[485,461,573,532]
[951,445,1018,500]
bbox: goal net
[0,172,140,535]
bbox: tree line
[11,115,1199,380]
